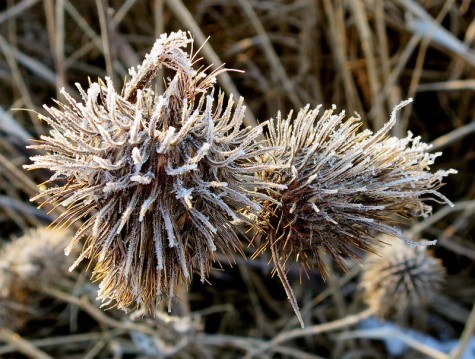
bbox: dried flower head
[360,235,446,317]
[0,227,73,294]
[0,227,72,330]
[254,100,456,326]
[25,31,273,313]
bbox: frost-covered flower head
[255,100,456,326]
[25,31,273,313]
[0,227,72,330]
[0,227,72,295]
[360,235,446,317]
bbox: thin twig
[449,300,475,359]
[245,307,375,358]
[0,328,53,359]
[199,333,327,359]
[338,326,448,359]
[39,285,159,337]
[270,234,304,328]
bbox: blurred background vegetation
[0,0,474,358]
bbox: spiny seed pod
[0,227,73,294]
[0,227,72,330]
[25,31,275,313]
[360,236,446,317]
[254,101,456,326]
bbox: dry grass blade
[0,106,31,143]
[0,195,52,223]
[430,121,475,152]
[95,0,115,82]
[0,152,43,199]
[0,0,40,25]
[396,0,475,67]
[347,0,385,128]
[237,0,303,109]
[398,0,457,134]
[409,200,475,237]
[418,79,475,92]
[0,328,53,359]
[0,40,66,89]
[321,0,364,115]
[449,300,475,359]
[164,0,258,128]
[338,326,449,359]
[0,35,41,133]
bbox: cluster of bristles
[25,31,455,327]
[360,235,446,318]
[0,228,73,331]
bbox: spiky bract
[361,236,446,317]
[25,31,271,313]
[254,101,455,326]
[258,100,455,271]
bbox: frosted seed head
[25,31,278,315]
[255,100,455,323]
[360,235,446,318]
[257,100,455,276]
[0,228,76,331]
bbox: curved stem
[270,231,304,328]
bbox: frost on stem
[254,99,456,327]
[25,31,277,314]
